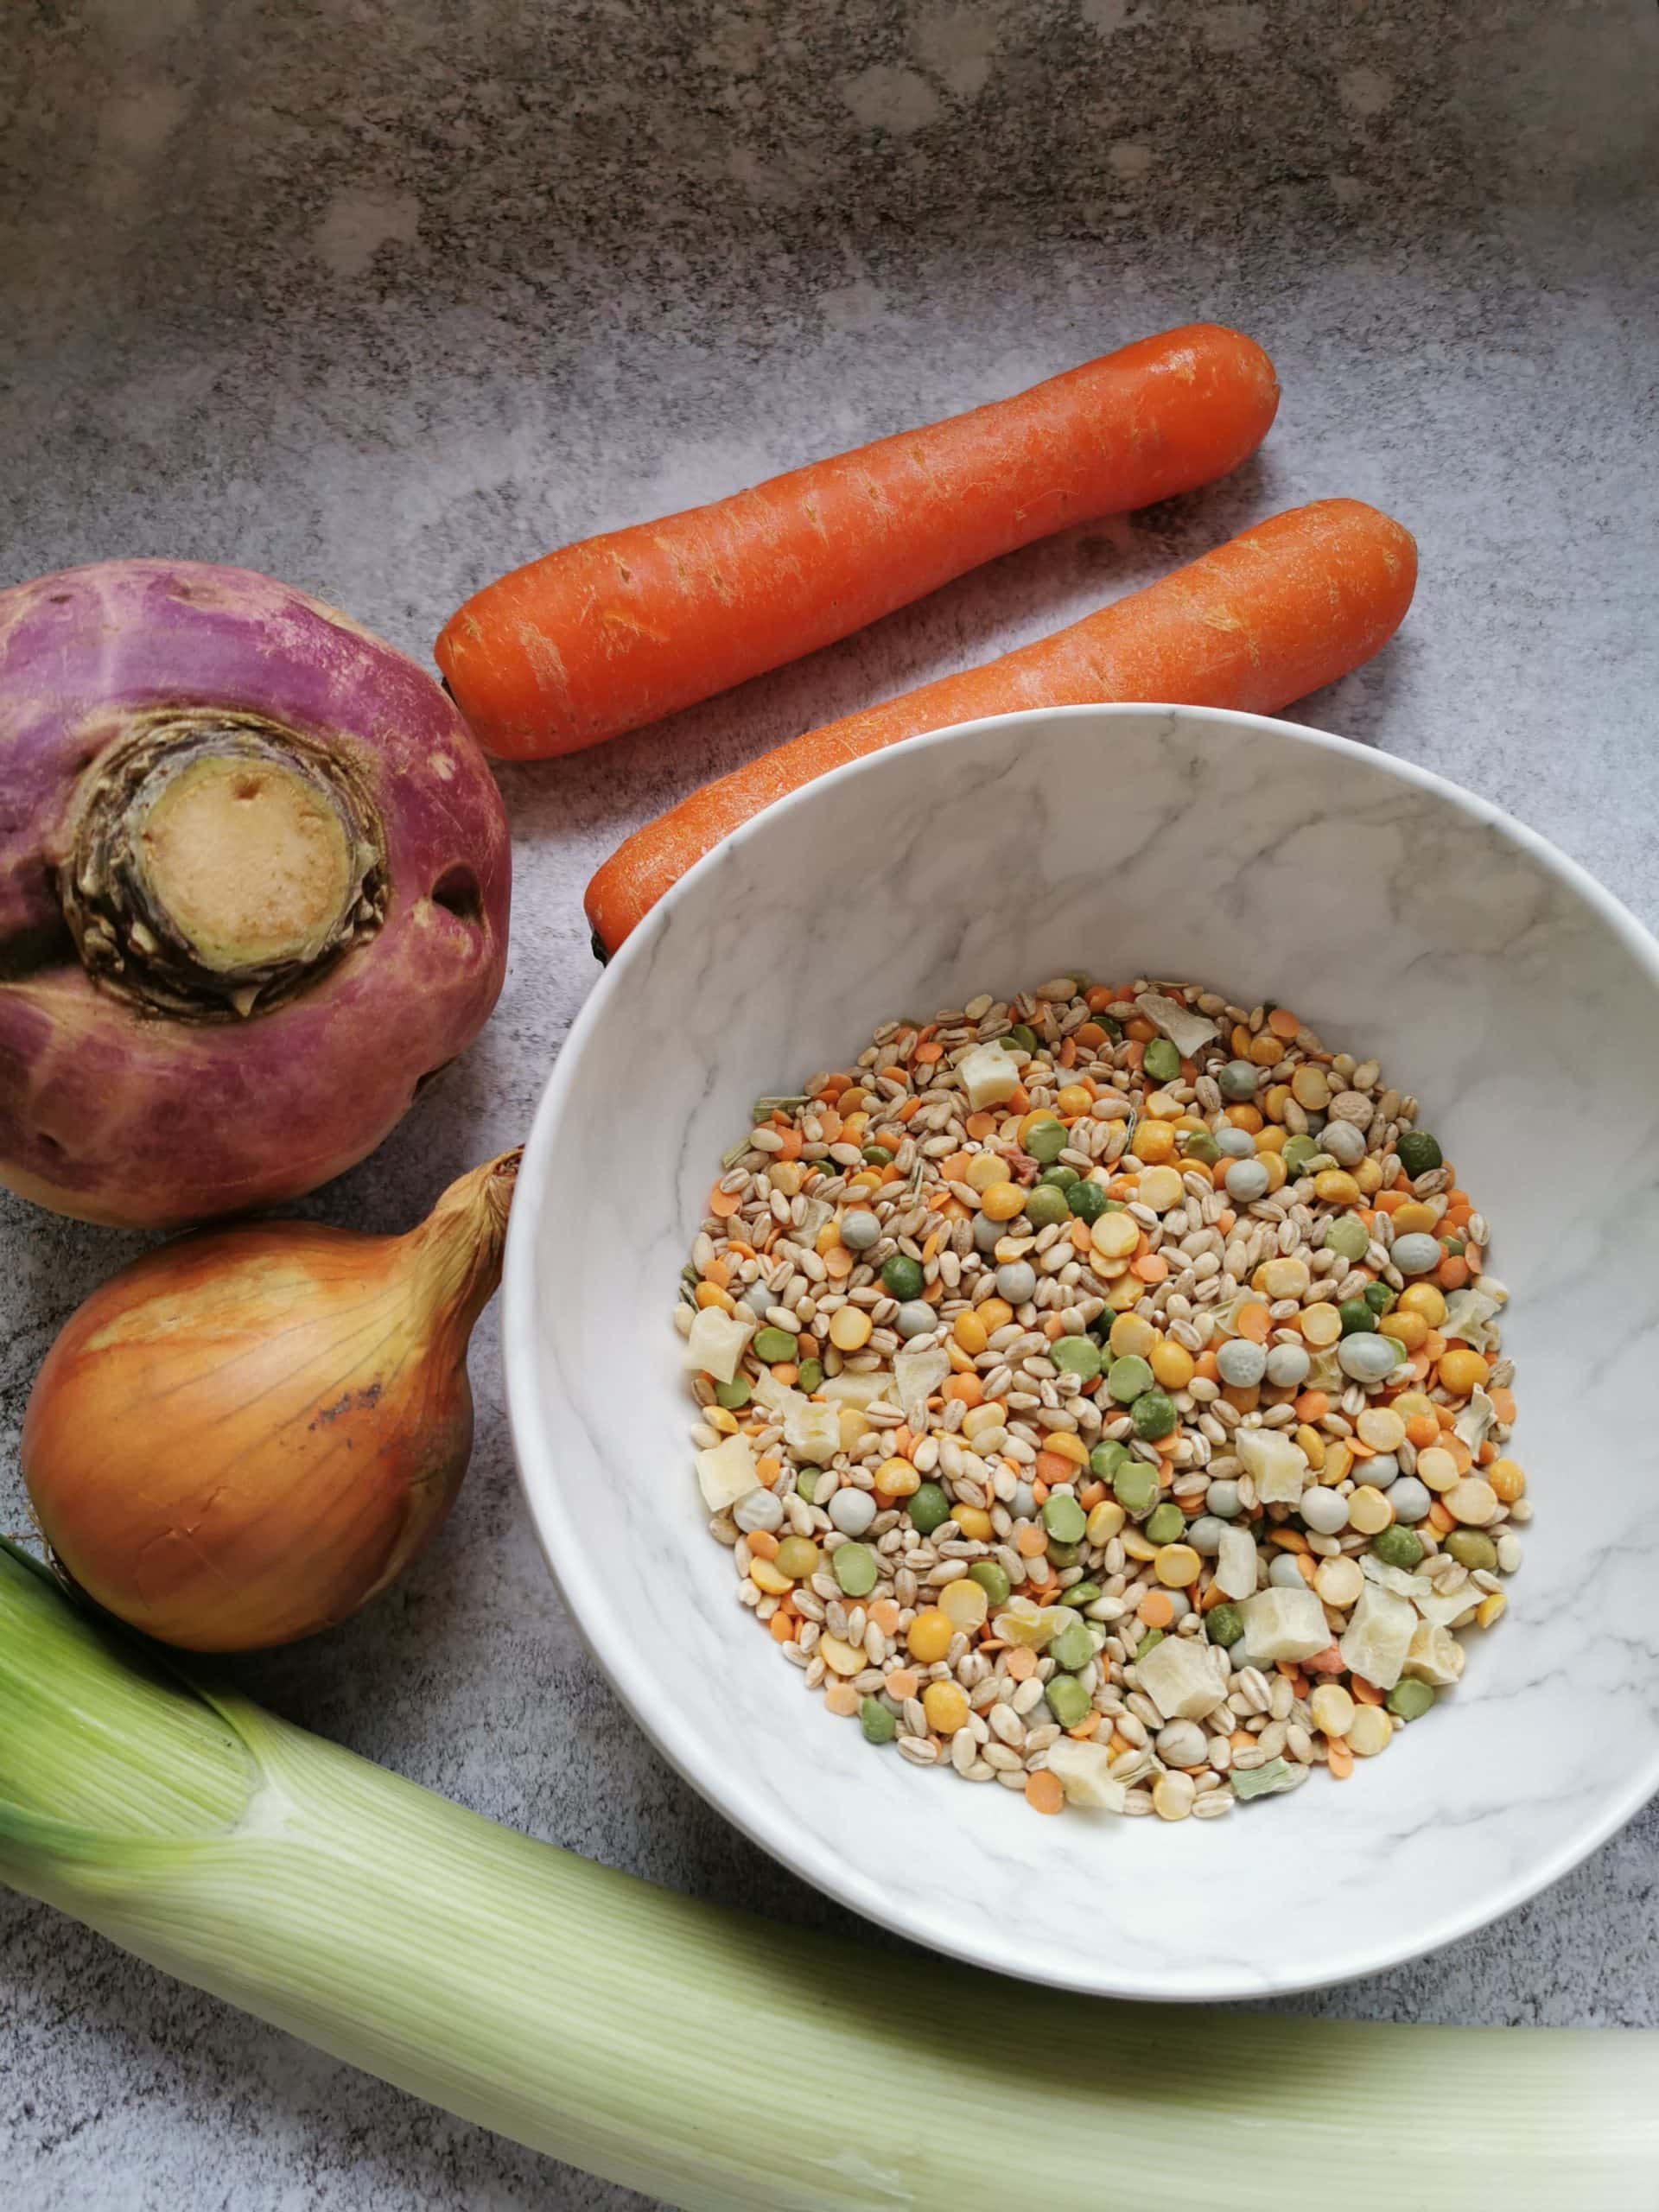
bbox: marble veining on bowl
[505,703,1659,1999]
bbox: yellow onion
[21,1150,519,1651]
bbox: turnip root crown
[60,710,390,1021]
[0,560,511,1228]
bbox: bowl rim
[504,699,1659,1999]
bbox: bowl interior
[506,703,1659,1999]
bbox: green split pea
[1386,1677,1435,1721]
[1048,1623,1096,1672]
[1067,1179,1108,1224]
[1395,1130,1443,1179]
[860,1697,898,1745]
[1132,1390,1176,1440]
[969,1560,1011,1606]
[1023,1184,1071,1229]
[832,1543,877,1598]
[1371,1525,1425,1571]
[1042,1494,1087,1545]
[908,1483,950,1535]
[881,1253,924,1300]
[1046,1675,1092,1728]
[1142,1037,1181,1084]
[1206,1603,1244,1648]
[1026,1121,1067,1165]
[1144,1502,1184,1547]
[1052,1334,1102,1381]
[1107,1356,1154,1403]
[1112,1462,1159,1516]
[1325,1214,1370,1263]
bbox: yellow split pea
[1439,1348,1489,1397]
[1291,1065,1331,1111]
[979,1181,1027,1222]
[1346,1485,1394,1535]
[1488,1458,1527,1503]
[908,1608,954,1664]
[1091,1211,1140,1262]
[952,1310,988,1355]
[1314,1555,1364,1608]
[1446,1477,1499,1527]
[1391,1201,1440,1236]
[1301,1304,1343,1349]
[1136,1166,1184,1212]
[877,1456,920,1498]
[1309,1683,1355,1737]
[1259,1255,1310,1300]
[838,1408,872,1453]
[1110,1312,1156,1360]
[940,1579,989,1633]
[1135,1121,1178,1164]
[923,1681,970,1734]
[1380,1309,1427,1351]
[1347,1705,1393,1758]
[1415,1446,1459,1495]
[1320,1440,1353,1487]
[1313,1169,1362,1206]
[1150,1340,1195,1390]
[1357,1407,1407,1452]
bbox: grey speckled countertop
[3,3,1659,2205]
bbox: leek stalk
[2,1538,1655,2210]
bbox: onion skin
[0,561,511,1228]
[20,1151,519,1653]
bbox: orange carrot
[586,499,1417,950]
[437,325,1280,758]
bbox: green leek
[2,1536,1655,2210]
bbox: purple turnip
[1,560,511,1228]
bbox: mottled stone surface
[2,1,1656,2205]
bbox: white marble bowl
[505,703,1659,1999]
